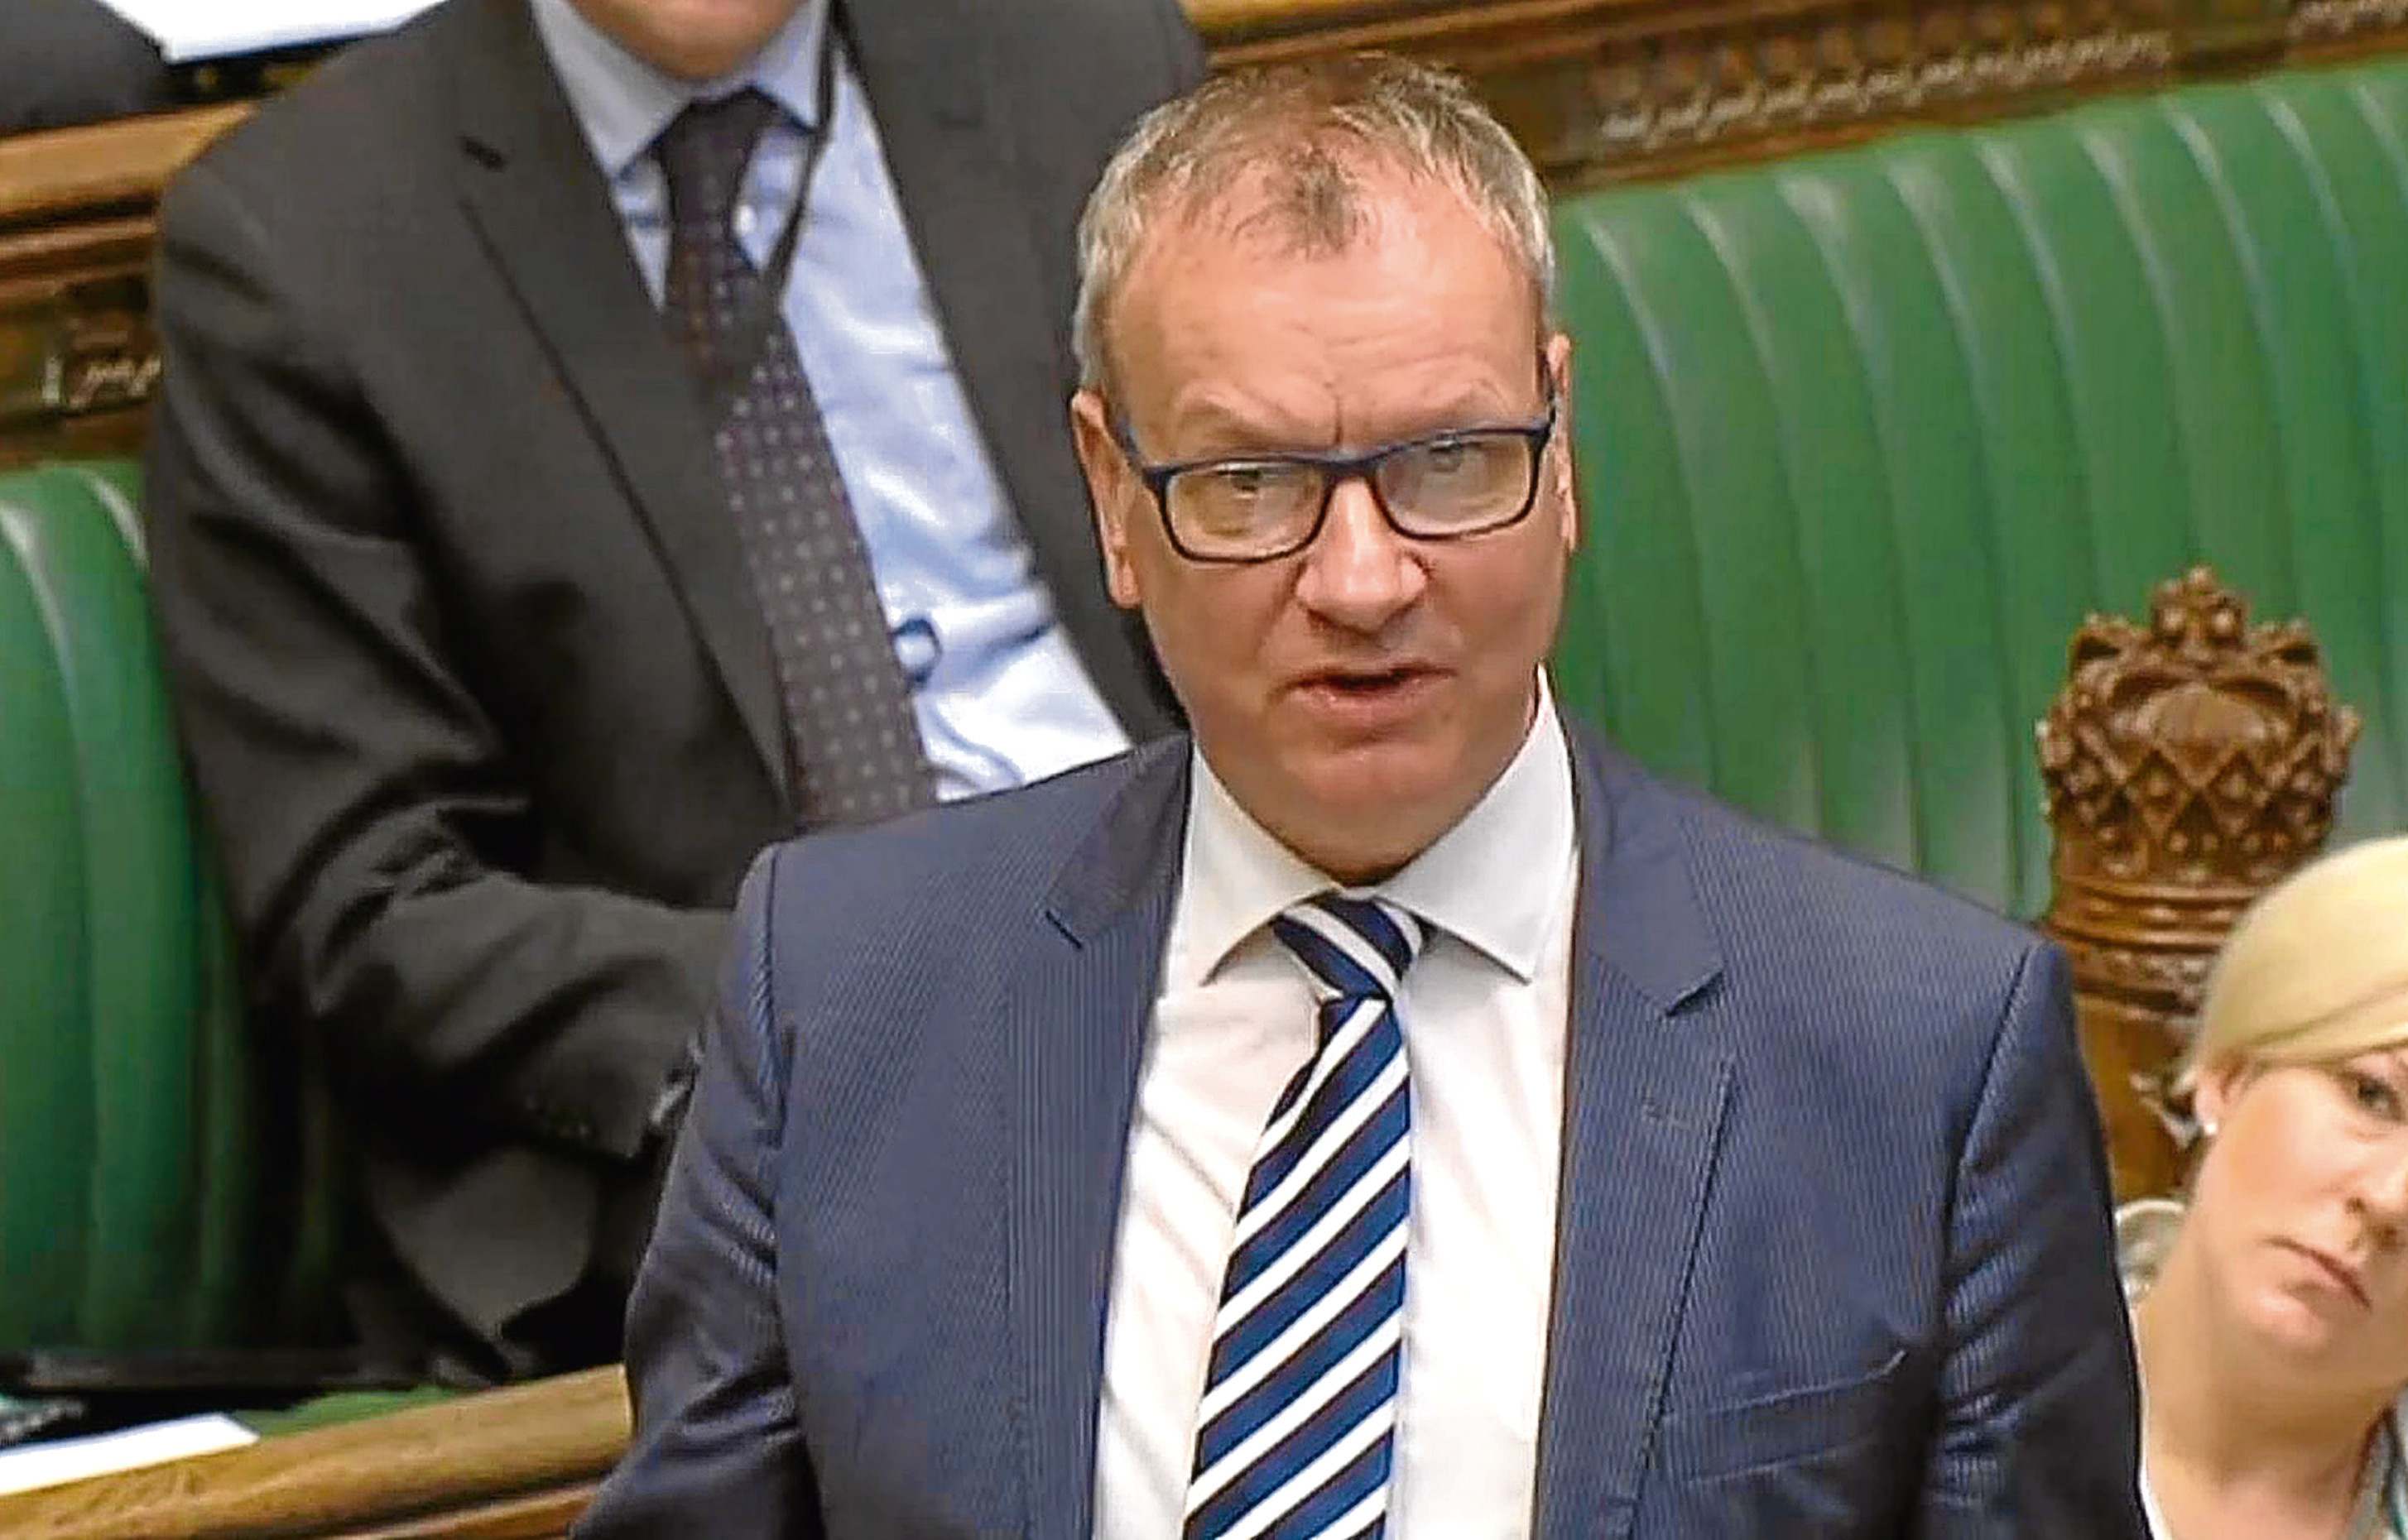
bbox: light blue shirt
[531,0,1128,799]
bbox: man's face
[570,0,807,82]
[1073,171,1577,884]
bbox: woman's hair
[2177,834,2408,1094]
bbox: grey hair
[1071,53,1556,396]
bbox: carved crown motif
[2036,567,2361,890]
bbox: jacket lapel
[841,0,1171,741]
[1006,738,1190,1534]
[1534,726,1734,1539]
[439,0,788,794]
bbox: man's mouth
[1288,665,1444,723]
[1309,666,1430,693]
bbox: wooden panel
[0,1367,627,1540]
[0,106,245,473]
[334,1486,597,1540]
[1191,0,2408,185]
[0,108,250,223]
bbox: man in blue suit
[577,54,2146,1539]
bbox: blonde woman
[2128,835,2408,1539]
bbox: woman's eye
[2345,1070,2403,1120]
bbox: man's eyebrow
[1156,401,1330,457]
[1162,394,1538,458]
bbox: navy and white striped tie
[1184,892,1426,1540]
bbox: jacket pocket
[1653,1347,1910,1482]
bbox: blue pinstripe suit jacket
[576,719,2147,1538]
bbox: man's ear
[1544,332,1578,552]
[1071,388,1143,610]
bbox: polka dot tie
[656,89,933,828]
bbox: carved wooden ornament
[2037,566,2360,1197]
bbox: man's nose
[1294,477,1425,631]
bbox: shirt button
[735,205,759,239]
[892,616,940,689]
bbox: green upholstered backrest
[0,461,343,1365]
[1552,52,2408,920]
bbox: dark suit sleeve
[574,851,821,1539]
[1916,941,2147,1536]
[144,157,722,1163]
[1152,0,1209,89]
[0,0,172,136]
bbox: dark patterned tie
[656,89,933,826]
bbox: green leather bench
[1551,48,2408,921]
[0,463,344,1385]
[5,47,2407,1374]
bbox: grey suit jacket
[578,721,2148,1537]
[142,0,1199,1362]
[0,0,171,137]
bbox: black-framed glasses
[1113,381,1559,564]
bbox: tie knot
[1269,892,1425,1009]
[656,88,781,233]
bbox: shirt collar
[530,0,833,181]
[1170,673,1576,989]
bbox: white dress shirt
[1094,680,1580,1538]
[530,0,1130,799]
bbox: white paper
[88,1,444,64]
[0,1413,258,1498]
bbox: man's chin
[1277,752,1468,875]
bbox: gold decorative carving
[0,280,160,431]
[2291,0,2408,45]
[1579,2,2175,169]
[1194,0,2408,184]
[2037,567,2361,1199]
[2169,0,2293,63]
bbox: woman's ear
[2192,1057,2253,1138]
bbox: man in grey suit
[142,0,1200,1381]
[579,55,2146,1538]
